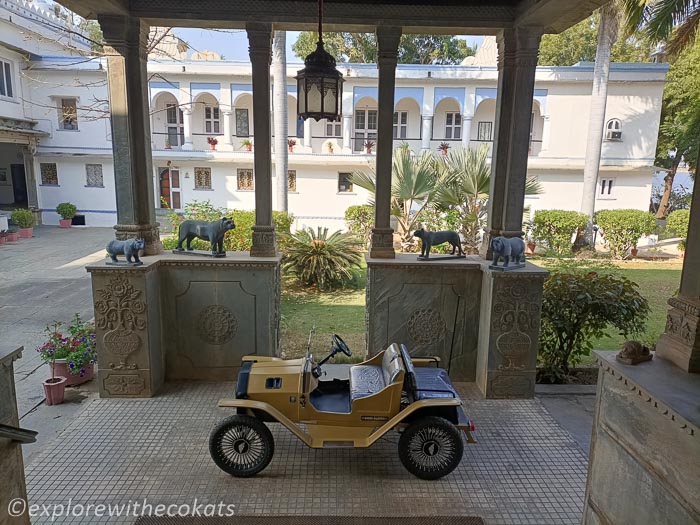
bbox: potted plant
[326,141,335,154]
[37,315,97,388]
[56,202,77,228]
[288,138,297,153]
[207,137,218,151]
[0,230,7,245]
[42,365,67,406]
[165,139,172,150]
[364,140,375,154]
[630,245,639,258]
[241,139,253,152]
[6,229,19,242]
[11,208,34,238]
[438,142,450,156]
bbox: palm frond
[665,7,700,54]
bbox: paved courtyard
[25,382,589,525]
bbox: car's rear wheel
[209,415,274,477]
[398,416,463,480]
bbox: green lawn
[280,259,683,364]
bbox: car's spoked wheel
[209,415,274,477]
[399,416,463,480]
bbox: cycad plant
[282,227,363,290]
[434,146,542,253]
[351,144,438,250]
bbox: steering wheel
[332,334,352,357]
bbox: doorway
[11,164,27,206]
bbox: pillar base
[656,296,700,373]
[369,227,396,259]
[114,223,163,255]
[476,264,547,398]
[250,225,278,257]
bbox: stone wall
[583,352,699,525]
[87,252,281,397]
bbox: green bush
[163,200,293,252]
[56,202,77,220]
[344,205,374,246]
[596,209,656,259]
[11,208,34,228]
[538,270,649,383]
[531,210,587,255]
[666,209,690,251]
[282,227,363,290]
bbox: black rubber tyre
[398,416,464,480]
[209,415,274,477]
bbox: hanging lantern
[296,0,343,122]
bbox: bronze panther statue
[176,217,235,255]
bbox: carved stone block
[656,296,700,372]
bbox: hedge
[596,209,656,259]
[666,209,690,251]
[531,210,588,255]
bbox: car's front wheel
[398,416,463,480]
[209,415,274,477]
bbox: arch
[233,93,253,137]
[193,92,221,135]
[354,95,378,111]
[434,97,463,141]
[233,92,253,108]
[152,92,183,148]
[394,97,421,140]
[606,118,622,131]
[472,97,496,142]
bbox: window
[235,108,250,137]
[338,172,353,193]
[204,105,220,134]
[166,103,184,146]
[325,119,341,137]
[59,98,78,130]
[606,119,622,141]
[40,163,58,185]
[477,121,492,142]
[393,111,408,139]
[237,168,254,191]
[296,117,304,138]
[354,110,377,152]
[194,167,211,190]
[85,164,104,187]
[288,170,297,192]
[445,112,461,139]
[0,59,14,99]
[599,178,616,199]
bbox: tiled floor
[26,382,588,525]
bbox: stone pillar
[541,114,551,152]
[99,15,163,255]
[22,144,41,225]
[656,178,700,372]
[476,268,548,398]
[222,110,233,146]
[247,22,277,257]
[369,26,401,259]
[480,27,542,259]
[421,114,433,152]
[181,107,193,150]
[462,114,473,148]
[342,114,353,150]
[303,118,312,148]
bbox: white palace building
[0,0,668,231]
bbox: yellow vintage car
[209,334,476,480]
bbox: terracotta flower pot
[0,236,6,245]
[51,360,94,386]
[288,146,294,153]
[43,376,67,406]
[527,242,536,255]
[18,227,33,239]
[7,232,19,242]
[59,219,72,228]
[631,247,638,257]
[245,145,252,152]
[210,144,216,151]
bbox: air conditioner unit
[606,130,622,140]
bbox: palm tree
[273,30,288,212]
[434,146,543,253]
[580,3,623,245]
[623,0,700,56]
[351,145,439,250]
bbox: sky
[172,28,483,63]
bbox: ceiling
[56,0,610,35]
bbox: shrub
[56,202,77,220]
[531,210,587,255]
[11,208,34,228]
[666,209,690,251]
[538,270,649,383]
[282,227,363,290]
[596,209,656,259]
[344,205,374,246]
[164,200,293,252]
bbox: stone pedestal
[476,264,547,398]
[656,297,700,372]
[583,352,700,525]
[87,252,282,397]
[0,346,30,525]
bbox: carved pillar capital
[98,15,149,60]
[247,22,273,65]
[250,225,278,257]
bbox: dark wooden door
[11,164,27,206]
